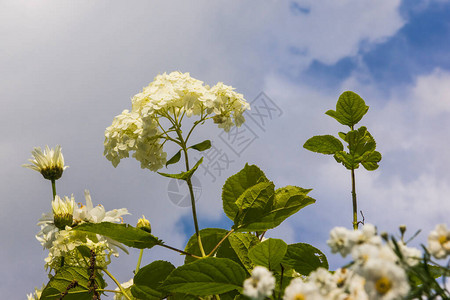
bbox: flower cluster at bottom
[243,224,449,300]
[36,190,129,272]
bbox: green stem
[159,243,202,259]
[207,229,234,257]
[351,167,358,230]
[51,179,56,200]
[103,269,132,300]
[176,124,206,257]
[135,249,144,274]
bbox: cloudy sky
[1,0,450,298]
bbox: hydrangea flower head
[23,145,68,180]
[243,266,275,300]
[104,71,250,171]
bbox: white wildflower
[327,226,354,257]
[360,258,409,300]
[283,278,320,300]
[23,145,68,180]
[427,224,450,259]
[243,266,275,300]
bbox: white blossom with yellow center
[23,145,68,180]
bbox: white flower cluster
[36,190,129,271]
[325,224,416,299]
[243,266,276,300]
[284,268,367,300]
[104,71,250,171]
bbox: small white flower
[23,145,68,180]
[283,278,320,300]
[427,224,450,259]
[350,224,382,247]
[306,267,335,296]
[243,266,276,300]
[360,258,409,300]
[327,226,354,257]
[389,240,422,266]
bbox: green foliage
[40,267,105,300]
[189,140,212,152]
[131,260,175,300]
[158,157,203,180]
[184,228,228,264]
[73,222,162,249]
[223,164,315,231]
[325,91,369,127]
[166,150,182,167]
[161,257,247,296]
[282,243,329,276]
[303,91,381,171]
[303,135,343,155]
[233,184,316,232]
[248,238,287,271]
[222,163,269,221]
[217,232,260,273]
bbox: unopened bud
[399,225,407,236]
[380,232,389,242]
[137,215,151,233]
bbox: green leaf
[222,164,269,221]
[184,228,228,264]
[161,257,246,296]
[303,135,343,155]
[74,222,162,249]
[189,140,212,152]
[325,91,369,127]
[40,267,105,300]
[234,182,275,229]
[131,260,176,300]
[361,151,382,171]
[217,232,260,273]
[158,157,203,180]
[282,243,328,275]
[235,186,315,232]
[248,238,287,271]
[333,151,358,170]
[334,127,381,170]
[166,150,182,167]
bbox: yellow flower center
[438,235,448,245]
[294,293,305,300]
[375,276,391,295]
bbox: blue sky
[1,0,450,298]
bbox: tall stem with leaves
[303,91,381,229]
[157,114,211,257]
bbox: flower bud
[52,195,75,230]
[137,215,151,233]
[399,225,407,236]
